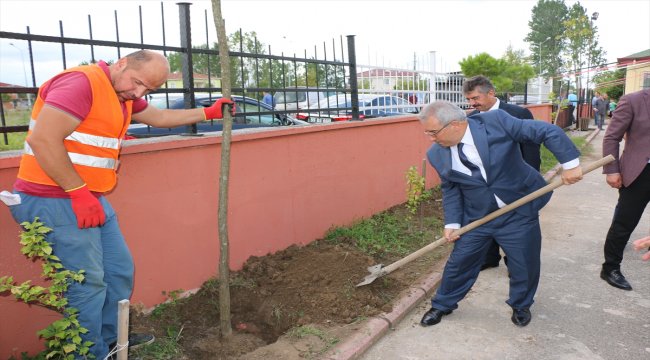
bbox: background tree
[562,2,606,97]
[459,52,534,96]
[593,68,625,101]
[524,0,568,93]
[501,46,536,95]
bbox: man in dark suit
[417,101,582,327]
[463,76,542,270]
[600,88,650,290]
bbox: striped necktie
[457,142,483,180]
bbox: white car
[298,94,418,123]
[272,87,332,113]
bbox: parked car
[508,95,541,105]
[272,87,334,113]
[127,94,308,137]
[297,94,418,123]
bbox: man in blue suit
[463,76,541,271]
[418,101,583,327]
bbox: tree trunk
[210,0,233,339]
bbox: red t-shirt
[15,61,149,197]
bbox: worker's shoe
[600,268,632,291]
[420,308,452,327]
[511,308,531,327]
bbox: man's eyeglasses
[424,121,454,137]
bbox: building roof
[620,49,650,59]
[617,49,650,66]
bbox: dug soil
[130,191,450,359]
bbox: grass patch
[325,203,443,258]
[286,325,340,358]
[1,109,30,151]
[540,133,590,174]
[130,325,184,360]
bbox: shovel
[356,155,615,287]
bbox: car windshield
[236,102,277,125]
[274,91,307,103]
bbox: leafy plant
[0,218,94,359]
[405,166,432,216]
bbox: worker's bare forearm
[133,106,205,128]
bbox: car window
[274,91,307,104]
[239,102,277,125]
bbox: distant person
[463,75,541,271]
[408,93,418,105]
[417,101,582,328]
[263,91,274,107]
[600,88,650,291]
[4,49,234,359]
[594,93,608,130]
[632,236,650,261]
[567,91,578,124]
[608,100,617,117]
[592,92,600,127]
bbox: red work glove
[67,184,106,229]
[203,98,236,119]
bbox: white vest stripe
[23,143,116,169]
[29,119,121,149]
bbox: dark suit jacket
[602,89,650,187]
[469,102,541,171]
[426,110,580,226]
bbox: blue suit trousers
[431,210,542,312]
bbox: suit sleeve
[602,94,632,174]
[496,110,580,164]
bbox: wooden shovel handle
[379,155,615,276]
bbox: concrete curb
[325,127,601,360]
[325,258,447,360]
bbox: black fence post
[178,2,197,134]
[346,35,359,120]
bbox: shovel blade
[356,264,385,287]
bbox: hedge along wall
[0,115,441,357]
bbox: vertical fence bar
[346,35,358,120]
[114,10,122,59]
[88,15,96,63]
[178,2,197,134]
[239,29,246,98]
[138,6,144,47]
[59,21,67,70]
[27,26,36,106]
[204,10,213,92]
[160,2,171,107]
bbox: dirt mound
[130,195,448,359]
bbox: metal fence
[0,1,466,147]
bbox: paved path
[359,128,650,360]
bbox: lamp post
[585,12,599,111]
[537,36,551,104]
[9,42,31,107]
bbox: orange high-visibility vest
[17,65,133,193]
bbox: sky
[1,0,649,87]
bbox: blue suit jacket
[426,110,580,226]
[469,102,541,171]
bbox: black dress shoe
[511,308,531,327]
[420,307,452,326]
[480,262,499,271]
[600,268,632,290]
